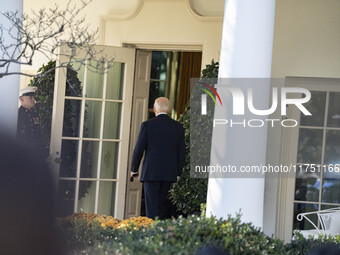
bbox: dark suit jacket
[131,114,186,182]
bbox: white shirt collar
[156,112,168,116]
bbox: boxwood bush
[169,60,219,215]
[60,214,340,255]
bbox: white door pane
[77,181,97,213]
[83,100,102,138]
[80,141,99,178]
[103,102,121,139]
[97,181,116,216]
[106,63,124,100]
[100,142,119,179]
[86,61,104,99]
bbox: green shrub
[60,214,340,255]
[29,61,82,151]
[169,60,218,215]
[285,232,340,255]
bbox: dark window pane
[300,91,326,127]
[293,203,319,231]
[59,140,79,177]
[80,141,99,178]
[66,62,84,97]
[295,165,320,202]
[150,51,168,80]
[62,99,81,137]
[57,180,76,217]
[297,128,323,164]
[327,92,340,128]
[148,81,166,108]
[324,130,340,165]
[322,169,340,204]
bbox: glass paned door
[50,44,135,218]
[293,89,340,232]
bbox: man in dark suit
[130,97,186,219]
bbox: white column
[0,0,23,136]
[206,0,276,228]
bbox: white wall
[22,0,223,76]
[271,0,340,78]
[102,0,223,70]
[264,0,340,237]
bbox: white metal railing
[293,207,340,239]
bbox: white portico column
[0,0,23,136]
[206,0,276,228]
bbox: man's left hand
[131,172,139,178]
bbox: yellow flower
[63,213,154,230]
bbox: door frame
[122,42,202,52]
[124,44,203,218]
[124,49,152,218]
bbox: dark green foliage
[169,60,219,215]
[29,61,55,150]
[29,61,82,152]
[285,232,340,255]
[201,60,219,79]
[61,214,340,255]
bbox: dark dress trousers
[131,114,185,219]
[17,106,45,156]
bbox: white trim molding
[122,42,202,52]
[101,0,144,22]
[99,0,144,44]
[185,0,223,22]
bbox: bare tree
[0,0,114,80]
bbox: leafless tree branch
[0,0,115,80]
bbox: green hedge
[169,60,219,215]
[60,214,340,255]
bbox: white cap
[19,86,37,97]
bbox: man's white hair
[154,97,169,113]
